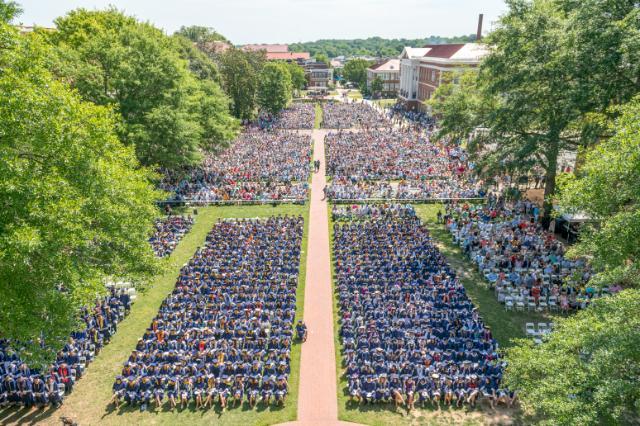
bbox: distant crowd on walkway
[322,102,391,129]
[387,104,437,129]
[258,103,315,130]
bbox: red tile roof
[267,52,310,61]
[266,52,310,60]
[422,44,466,59]
[201,40,231,54]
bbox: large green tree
[315,52,330,65]
[175,25,229,44]
[0,20,162,363]
[284,61,307,93]
[0,0,20,22]
[433,0,640,220]
[257,62,293,115]
[505,98,640,425]
[429,69,496,145]
[218,47,265,120]
[558,98,640,288]
[50,8,236,170]
[343,58,372,89]
[172,34,220,82]
[370,76,384,97]
[504,289,640,425]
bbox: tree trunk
[542,137,560,228]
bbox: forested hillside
[289,35,476,58]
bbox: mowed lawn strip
[33,203,309,426]
[328,203,531,425]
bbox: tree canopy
[315,53,330,66]
[429,69,491,142]
[558,97,640,288]
[0,0,20,22]
[49,8,237,170]
[0,20,162,363]
[218,47,265,120]
[175,25,229,44]
[283,61,306,93]
[431,0,640,219]
[343,58,372,89]
[257,62,293,115]
[370,76,383,97]
[504,289,640,425]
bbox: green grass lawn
[15,204,310,426]
[328,203,538,425]
[347,90,363,100]
[374,98,397,108]
[314,103,323,129]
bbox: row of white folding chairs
[504,295,559,312]
[526,322,555,344]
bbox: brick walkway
[279,130,360,426]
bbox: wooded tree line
[289,35,477,58]
[430,1,640,424]
[0,2,302,362]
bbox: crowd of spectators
[387,104,437,129]
[332,204,415,221]
[161,130,312,203]
[444,201,613,312]
[334,211,511,410]
[322,102,391,129]
[0,289,132,409]
[258,103,315,130]
[325,129,484,201]
[326,129,475,181]
[327,179,484,202]
[149,216,194,258]
[111,217,303,411]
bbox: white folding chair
[525,322,536,337]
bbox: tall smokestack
[476,13,484,41]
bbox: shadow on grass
[0,405,57,425]
[100,396,287,421]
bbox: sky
[16,0,507,45]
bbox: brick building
[367,59,400,97]
[398,43,488,111]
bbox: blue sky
[16,0,507,44]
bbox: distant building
[15,24,55,35]
[242,44,289,53]
[398,47,430,108]
[367,59,400,97]
[330,59,344,69]
[398,43,488,111]
[241,44,310,63]
[200,40,232,55]
[265,51,310,61]
[304,61,333,93]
